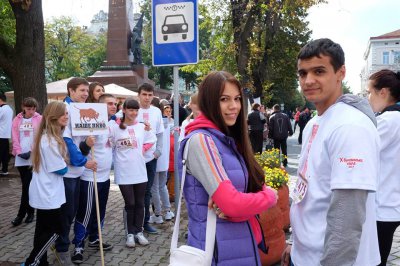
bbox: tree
[230,0,322,103]
[44,16,106,82]
[342,81,353,94]
[0,0,47,113]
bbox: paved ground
[0,128,399,265]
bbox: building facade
[360,29,400,96]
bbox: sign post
[152,0,198,209]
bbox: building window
[394,51,400,64]
[383,52,389,64]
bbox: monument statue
[130,13,144,65]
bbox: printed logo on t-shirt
[339,157,364,169]
[143,112,150,122]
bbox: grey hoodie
[336,94,377,127]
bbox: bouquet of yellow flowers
[255,148,289,189]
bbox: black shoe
[11,216,23,226]
[25,214,34,223]
[71,248,84,264]
[88,239,113,251]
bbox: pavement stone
[0,128,399,265]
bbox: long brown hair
[87,82,105,103]
[32,102,68,172]
[198,71,264,193]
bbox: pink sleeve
[142,143,154,152]
[211,180,277,218]
[11,117,22,156]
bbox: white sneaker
[135,232,149,246]
[126,234,135,248]
[165,210,175,221]
[149,214,163,224]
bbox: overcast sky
[42,0,400,93]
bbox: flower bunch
[255,148,284,169]
[255,148,289,189]
[263,167,289,190]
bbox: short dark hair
[138,83,154,94]
[22,97,39,108]
[273,104,280,111]
[369,69,400,102]
[119,97,140,130]
[67,77,89,96]
[98,93,115,103]
[251,103,260,111]
[298,38,345,72]
[0,93,6,102]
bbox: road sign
[152,0,198,66]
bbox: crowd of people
[0,37,399,266]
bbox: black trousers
[249,130,264,154]
[298,126,305,144]
[17,166,35,218]
[25,208,62,266]
[0,138,9,173]
[120,182,147,234]
[273,139,288,166]
[377,220,400,266]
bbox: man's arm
[320,189,367,266]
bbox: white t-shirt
[179,118,193,143]
[109,122,157,185]
[290,102,380,266]
[81,120,114,183]
[14,117,34,167]
[156,117,173,172]
[137,106,164,162]
[0,104,13,138]
[29,134,67,209]
[375,110,400,221]
[63,102,86,178]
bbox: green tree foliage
[0,2,14,93]
[44,16,106,82]
[342,81,353,94]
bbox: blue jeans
[55,177,80,252]
[144,159,157,224]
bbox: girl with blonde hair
[24,102,69,266]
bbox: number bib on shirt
[116,138,134,150]
[20,121,33,137]
[292,176,308,204]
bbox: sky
[42,0,400,94]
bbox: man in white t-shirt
[281,39,381,266]
[0,93,13,175]
[71,93,117,263]
[55,77,97,265]
[136,83,164,234]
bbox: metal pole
[173,66,180,210]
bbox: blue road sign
[152,0,198,66]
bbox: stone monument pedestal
[87,0,154,92]
[87,64,154,91]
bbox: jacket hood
[16,111,41,119]
[336,94,377,127]
[185,113,220,136]
[64,96,73,104]
[379,102,400,115]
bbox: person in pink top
[11,97,42,226]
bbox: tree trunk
[1,0,47,114]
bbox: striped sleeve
[186,133,229,196]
